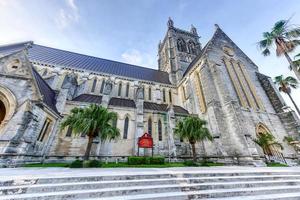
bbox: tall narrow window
[91,79,97,93]
[37,119,51,142]
[148,87,152,101]
[118,82,122,96]
[100,80,105,94]
[112,118,117,128]
[66,126,72,137]
[158,120,162,141]
[123,117,129,139]
[126,83,130,97]
[169,90,172,103]
[163,89,166,102]
[182,86,187,100]
[148,118,152,135]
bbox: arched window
[112,118,117,128]
[148,118,152,135]
[169,90,172,103]
[162,89,166,102]
[123,117,129,139]
[91,79,97,93]
[158,120,162,141]
[148,87,152,101]
[100,80,105,94]
[126,83,130,97]
[182,86,187,100]
[118,82,122,96]
[188,41,196,54]
[66,126,72,137]
[177,38,187,52]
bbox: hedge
[128,156,165,165]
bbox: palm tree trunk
[283,51,300,81]
[84,135,94,160]
[287,92,300,116]
[201,140,207,162]
[191,143,197,163]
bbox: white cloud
[55,0,79,29]
[121,49,156,68]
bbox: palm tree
[174,116,213,163]
[258,19,300,80]
[274,75,300,115]
[253,132,283,156]
[293,53,300,71]
[60,104,120,160]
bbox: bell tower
[158,18,201,84]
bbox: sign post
[137,133,154,157]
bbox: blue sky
[0,0,299,111]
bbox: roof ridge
[34,44,167,74]
[0,41,33,48]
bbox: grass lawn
[267,162,288,167]
[23,162,224,168]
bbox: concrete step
[2,181,300,199]
[2,171,300,186]
[1,177,300,195]
[83,191,300,200]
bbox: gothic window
[125,83,130,97]
[112,118,117,128]
[177,38,187,52]
[42,70,47,76]
[162,89,166,102]
[182,86,187,100]
[37,118,51,142]
[158,119,162,141]
[100,80,105,94]
[91,79,97,93]
[188,41,196,54]
[123,116,129,139]
[66,126,72,137]
[169,90,172,103]
[148,118,152,135]
[118,82,122,96]
[148,87,152,101]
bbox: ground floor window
[37,118,51,142]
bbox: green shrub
[183,160,198,166]
[69,160,83,168]
[128,156,146,165]
[149,157,165,165]
[83,160,101,168]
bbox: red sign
[138,133,153,148]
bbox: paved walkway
[1,166,300,181]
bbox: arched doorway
[255,123,285,163]
[0,100,5,125]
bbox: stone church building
[0,18,299,166]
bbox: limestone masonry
[0,18,299,166]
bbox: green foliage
[128,156,147,165]
[267,162,288,167]
[82,160,101,168]
[253,132,283,152]
[23,163,69,167]
[149,156,165,165]
[274,75,298,94]
[258,19,300,57]
[60,104,120,160]
[283,136,296,144]
[174,116,213,144]
[69,160,83,168]
[183,160,198,166]
[128,156,165,165]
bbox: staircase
[2,168,300,199]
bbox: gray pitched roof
[109,97,136,108]
[28,44,171,84]
[72,94,103,104]
[144,101,189,115]
[32,67,59,114]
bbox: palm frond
[285,27,300,38]
[261,48,271,56]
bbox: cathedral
[0,18,299,166]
